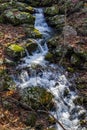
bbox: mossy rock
[67,67,75,73]
[0,2,10,12]
[13,2,35,13]
[25,41,38,55]
[22,87,55,111]
[44,5,59,16]
[73,97,87,106]
[46,15,65,31]
[45,52,54,62]
[76,84,87,90]
[3,9,35,25]
[6,44,25,60]
[25,27,42,38]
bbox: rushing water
[15,8,86,130]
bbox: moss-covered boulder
[44,5,59,16]
[13,2,35,13]
[25,27,42,38]
[3,9,35,25]
[58,0,83,15]
[46,15,65,32]
[21,86,55,111]
[6,44,25,60]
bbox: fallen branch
[3,97,66,130]
[38,110,67,130]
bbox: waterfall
[15,8,86,130]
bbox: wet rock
[44,5,59,16]
[25,39,38,55]
[73,97,87,106]
[25,27,42,38]
[63,88,69,97]
[45,52,54,62]
[5,44,25,60]
[2,9,35,25]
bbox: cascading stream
[15,8,86,130]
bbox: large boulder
[2,9,35,25]
[13,2,35,13]
[46,15,65,32]
[58,0,83,15]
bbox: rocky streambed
[0,0,87,130]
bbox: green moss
[48,116,56,125]
[45,52,54,62]
[25,6,34,13]
[33,28,42,38]
[8,44,24,52]
[67,67,74,73]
